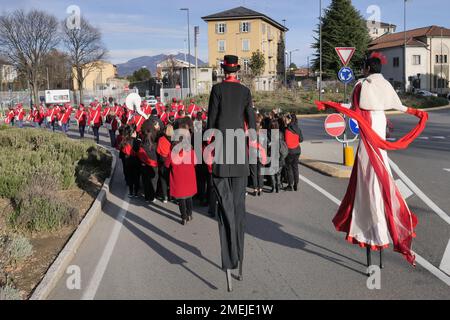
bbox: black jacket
[207,81,256,178]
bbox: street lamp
[319,0,323,100]
[180,8,191,97]
[403,0,408,93]
[288,49,300,68]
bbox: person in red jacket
[105,109,120,147]
[157,124,173,203]
[75,104,88,138]
[5,107,15,126]
[15,104,26,128]
[59,105,72,134]
[165,122,197,225]
[31,105,42,128]
[89,103,103,144]
[47,105,59,132]
[139,120,159,203]
[177,99,185,112]
[284,113,303,192]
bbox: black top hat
[221,55,241,73]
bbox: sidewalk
[300,140,358,178]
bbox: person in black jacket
[207,55,256,292]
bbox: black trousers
[127,157,141,196]
[142,165,158,201]
[158,164,169,200]
[213,176,247,270]
[178,198,193,220]
[79,125,85,138]
[207,173,217,216]
[92,126,100,144]
[249,162,264,189]
[285,153,299,187]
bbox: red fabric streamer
[315,98,428,265]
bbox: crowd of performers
[115,106,303,225]
[2,96,303,225]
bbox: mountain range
[116,53,207,77]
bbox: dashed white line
[439,239,450,276]
[389,160,450,225]
[432,136,446,140]
[82,197,130,300]
[418,137,429,140]
[444,169,450,173]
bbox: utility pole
[180,8,191,97]
[319,0,323,101]
[46,67,50,90]
[195,26,199,96]
[403,0,408,93]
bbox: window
[436,55,448,64]
[242,39,250,52]
[393,57,400,67]
[216,23,227,34]
[412,55,421,65]
[218,40,226,52]
[243,59,250,73]
[241,21,251,33]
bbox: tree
[43,49,72,90]
[128,68,152,83]
[0,9,60,105]
[289,63,298,70]
[249,50,266,77]
[312,0,371,78]
[62,17,106,103]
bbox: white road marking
[389,160,450,225]
[395,179,413,200]
[432,136,446,140]
[444,169,450,173]
[418,137,429,140]
[299,173,450,286]
[299,174,341,206]
[439,239,450,276]
[82,197,130,300]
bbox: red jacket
[165,149,197,199]
[90,106,102,127]
[75,109,88,126]
[137,147,157,167]
[16,107,25,121]
[285,129,300,150]
[60,107,72,124]
[157,136,171,159]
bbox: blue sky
[1,0,448,66]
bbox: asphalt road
[46,109,449,300]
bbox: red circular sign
[325,113,346,137]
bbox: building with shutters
[202,6,288,91]
[369,25,450,94]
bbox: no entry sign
[325,113,346,137]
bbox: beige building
[202,6,288,91]
[72,61,118,91]
[367,20,397,40]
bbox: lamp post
[319,0,323,100]
[180,8,191,97]
[403,0,408,93]
[288,49,300,68]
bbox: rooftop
[369,25,450,50]
[202,6,289,32]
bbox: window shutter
[215,23,218,34]
[224,23,227,34]
[240,22,243,33]
[248,22,251,33]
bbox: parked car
[146,96,157,106]
[415,90,438,97]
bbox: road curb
[300,157,352,178]
[297,104,450,119]
[29,145,117,300]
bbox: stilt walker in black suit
[207,55,256,292]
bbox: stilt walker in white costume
[316,52,428,269]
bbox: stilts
[379,249,384,269]
[226,269,233,292]
[366,247,372,276]
[238,260,243,281]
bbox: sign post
[335,47,357,166]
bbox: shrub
[5,235,33,264]
[0,285,22,300]
[9,172,78,233]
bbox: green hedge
[0,128,111,232]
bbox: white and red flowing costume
[316,73,428,265]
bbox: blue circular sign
[349,118,360,135]
[338,67,354,84]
